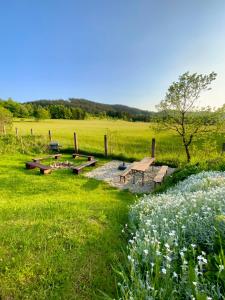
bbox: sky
[0,0,225,111]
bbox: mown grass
[13,119,224,164]
[0,154,135,299]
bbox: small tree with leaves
[0,107,13,134]
[156,71,223,162]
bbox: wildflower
[219,265,224,272]
[192,281,197,286]
[191,244,196,248]
[173,271,178,278]
[165,243,170,249]
[161,268,167,274]
[143,249,148,255]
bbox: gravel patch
[85,160,175,194]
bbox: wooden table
[131,157,155,186]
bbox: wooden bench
[120,162,138,183]
[72,159,97,174]
[153,166,168,186]
[25,162,52,174]
[32,154,62,162]
[72,153,94,161]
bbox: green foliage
[0,106,13,132]
[34,106,51,120]
[0,134,48,154]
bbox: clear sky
[0,0,225,110]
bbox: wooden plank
[32,154,62,162]
[158,166,168,175]
[72,160,97,174]
[153,165,169,185]
[119,162,138,182]
[72,153,94,161]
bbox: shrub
[0,134,48,154]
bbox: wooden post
[31,128,33,136]
[222,143,225,154]
[15,127,18,137]
[104,134,108,157]
[74,132,78,153]
[48,130,52,141]
[151,138,156,158]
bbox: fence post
[104,134,108,157]
[15,127,18,137]
[151,138,156,158]
[74,132,78,153]
[222,143,225,154]
[48,130,52,141]
[31,128,33,136]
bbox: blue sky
[0,0,225,110]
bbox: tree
[0,107,13,133]
[34,106,50,120]
[156,71,223,162]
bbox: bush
[0,134,48,154]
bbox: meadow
[0,119,224,299]
[0,154,135,299]
[13,119,224,164]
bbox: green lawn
[0,154,135,299]
[13,119,224,163]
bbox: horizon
[0,0,225,110]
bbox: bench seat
[72,159,97,174]
[32,154,61,162]
[72,153,94,161]
[25,162,52,174]
[153,165,168,186]
[120,162,138,183]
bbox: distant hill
[27,98,151,115]
[26,98,155,121]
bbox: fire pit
[50,161,75,169]
[118,162,127,171]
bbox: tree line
[0,98,155,122]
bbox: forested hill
[27,98,154,121]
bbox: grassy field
[0,154,135,299]
[0,118,223,299]
[13,119,224,164]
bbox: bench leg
[133,173,135,184]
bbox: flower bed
[119,172,225,300]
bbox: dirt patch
[85,160,175,194]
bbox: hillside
[26,98,154,119]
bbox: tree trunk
[184,143,191,163]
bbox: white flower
[173,271,178,278]
[161,268,167,274]
[143,249,148,255]
[192,281,197,286]
[219,265,224,272]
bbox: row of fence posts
[11,128,157,158]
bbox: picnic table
[131,157,155,185]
